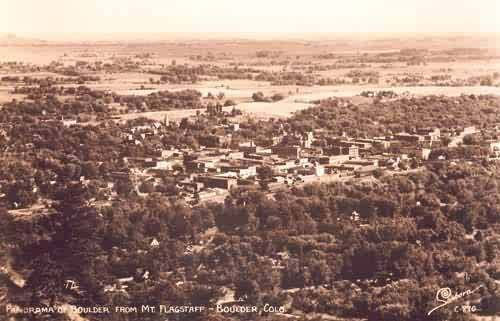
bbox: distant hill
[0,33,48,45]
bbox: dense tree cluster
[1,86,207,120]
[149,64,259,84]
[290,95,500,137]
[1,157,499,320]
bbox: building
[489,140,500,157]
[186,158,219,173]
[272,160,298,173]
[315,165,325,176]
[323,145,359,158]
[318,154,351,165]
[344,159,379,167]
[301,131,314,148]
[354,165,379,177]
[334,140,372,150]
[161,149,180,158]
[417,128,440,142]
[198,189,218,201]
[399,147,432,160]
[225,151,245,159]
[271,146,301,159]
[355,138,391,149]
[197,176,237,190]
[394,133,425,143]
[462,126,478,135]
[239,141,259,154]
[145,159,173,170]
[219,164,257,179]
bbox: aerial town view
[0,1,499,321]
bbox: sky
[0,0,499,38]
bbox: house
[488,140,500,157]
[179,181,204,193]
[150,238,160,248]
[315,165,325,176]
[417,128,440,142]
[297,174,317,183]
[161,149,180,158]
[225,151,245,159]
[198,189,218,201]
[62,118,78,127]
[366,154,400,168]
[301,131,314,148]
[296,157,310,166]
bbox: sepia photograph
[0,1,499,320]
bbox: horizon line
[2,31,500,43]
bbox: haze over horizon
[1,0,499,40]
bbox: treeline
[290,95,500,137]
[148,64,259,84]
[2,75,100,86]
[1,86,206,118]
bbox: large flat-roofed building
[271,146,301,159]
[323,145,359,158]
[354,165,379,177]
[354,138,391,149]
[219,164,257,178]
[318,154,351,165]
[394,132,425,143]
[197,176,237,190]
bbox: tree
[24,183,106,306]
[251,92,267,102]
[4,179,38,208]
[116,178,135,197]
[271,93,284,101]
[463,134,479,145]
[139,181,155,194]
[235,278,261,304]
[369,303,411,321]
[179,117,190,129]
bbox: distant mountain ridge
[0,33,48,45]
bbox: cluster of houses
[7,112,500,212]
[96,109,500,206]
